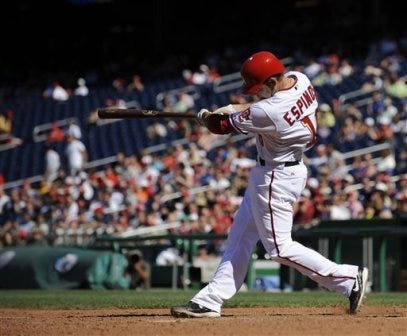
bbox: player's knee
[274,239,295,258]
[263,238,295,260]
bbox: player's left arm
[213,103,252,114]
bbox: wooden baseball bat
[97,108,197,119]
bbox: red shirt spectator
[48,123,65,142]
[104,166,119,188]
[294,197,316,226]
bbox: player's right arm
[197,104,251,134]
[199,104,275,135]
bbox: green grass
[0,290,406,309]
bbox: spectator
[127,75,144,92]
[293,194,316,227]
[125,250,150,289]
[367,92,385,117]
[146,121,167,143]
[317,103,335,142]
[156,247,183,265]
[27,227,48,246]
[318,103,335,128]
[50,82,69,101]
[394,175,407,218]
[47,122,65,143]
[338,59,354,77]
[308,144,328,174]
[173,91,195,113]
[0,186,10,215]
[304,58,322,79]
[207,65,221,83]
[112,77,126,91]
[182,65,209,85]
[347,190,365,218]
[74,78,89,97]
[193,246,220,286]
[67,120,82,140]
[0,110,13,134]
[65,134,87,176]
[377,98,397,126]
[105,98,126,109]
[330,193,351,220]
[44,142,61,183]
[385,74,407,99]
[368,188,393,218]
[87,109,100,127]
[376,149,396,175]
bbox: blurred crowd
[1,40,407,251]
[0,118,405,250]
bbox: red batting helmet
[241,51,285,95]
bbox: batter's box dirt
[1,306,406,336]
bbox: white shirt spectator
[66,197,79,222]
[377,99,397,126]
[80,175,94,201]
[109,190,124,212]
[156,248,183,265]
[65,136,87,175]
[74,78,89,97]
[377,150,396,173]
[45,148,61,182]
[339,60,354,77]
[330,195,351,220]
[304,59,322,79]
[230,157,256,172]
[0,187,10,214]
[67,122,82,139]
[52,84,69,101]
[148,122,167,138]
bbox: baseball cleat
[171,301,220,318]
[349,267,369,314]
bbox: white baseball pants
[192,163,358,313]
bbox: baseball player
[171,51,368,318]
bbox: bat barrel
[97,108,197,119]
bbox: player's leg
[171,188,259,317]
[252,165,366,308]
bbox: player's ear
[265,74,283,89]
[264,76,277,89]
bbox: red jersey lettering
[283,111,295,126]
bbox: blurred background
[1,0,405,87]
[0,0,406,292]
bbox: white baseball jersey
[229,71,318,164]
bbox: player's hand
[197,108,211,125]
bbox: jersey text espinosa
[283,84,316,126]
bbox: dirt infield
[1,306,406,336]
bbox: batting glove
[197,108,211,126]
